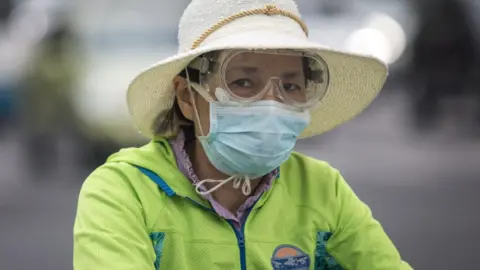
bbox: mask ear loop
[185,68,206,136]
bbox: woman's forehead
[223,50,304,69]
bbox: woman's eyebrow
[227,67,301,75]
[227,66,258,74]
[282,71,301,79]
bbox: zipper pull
[238,236,245,248]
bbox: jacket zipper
[229,204,256,270]
[228,222,246,270]
[185,197,259,270]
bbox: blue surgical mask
[197,99,310,182]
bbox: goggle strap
[188,57,210,73]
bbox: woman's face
[174,51,305,136]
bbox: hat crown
[178,0,302,52]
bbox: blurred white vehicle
[305,0,417,69]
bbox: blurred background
[0,0,479,269]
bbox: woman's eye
[230,79,254,88]
[283,83,301,92]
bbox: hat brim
[127,29,388,139]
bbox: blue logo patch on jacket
[271,244,310,270]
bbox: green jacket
[74,139,412,269]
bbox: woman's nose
[261,80,285,103]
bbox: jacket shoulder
[279,152,343,222]
[79,160,167,229]
[282,151,340,184]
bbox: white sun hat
[127,0,388,139]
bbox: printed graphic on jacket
[271,244,310,270]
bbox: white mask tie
[195,175,252,196]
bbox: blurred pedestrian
[409,0,478,131]
[18,21,80,175]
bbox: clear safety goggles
[187,49,330,109]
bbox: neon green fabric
[73,139,412,269]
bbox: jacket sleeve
[327,170,413,270]
[73,165,155,270]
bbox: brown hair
[151,67,199,138]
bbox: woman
[74,0,412,269]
